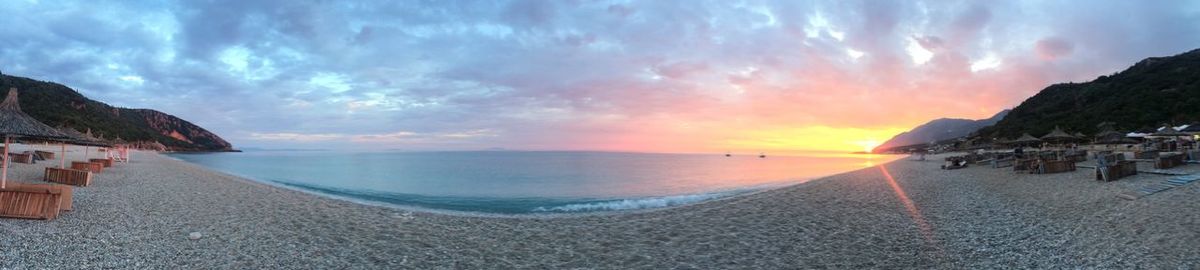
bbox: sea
[167,150,901,214]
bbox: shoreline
[5,146,1200,268]
[162,151,897,219]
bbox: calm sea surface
[168,151,901,214]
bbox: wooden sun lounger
[1014,159,1038,171]
[1096,153,1125,164]
[1064,152,1088,162]
[992,158,1014,168]
[44,167,94,187]
[34,150,55,160]
[1135,151,1160,160]
[7,153,33,164]
[1155,154,1185,169]
[942,156,969,170]
[71,161,104,173]
[1096,160,1137,182]
[0,183,71,220]
[1037,160,1076,174]
[89,158,114,168]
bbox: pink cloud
[1035,37,1075,61]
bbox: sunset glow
[1,1,1197,153]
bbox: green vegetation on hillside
[0,73,232,151]
[976,48,1200,139]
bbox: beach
[3,146,1200,269]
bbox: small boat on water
[759,153,766,158]
[725,152,731,157]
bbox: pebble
[188,232,203,240]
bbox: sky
[0,0,1198,154]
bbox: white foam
[533,191,744,212]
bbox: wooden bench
[1014,159,1039,171]
[89,158,114,168]
[0,183,71,220]
[71,161,104,173]
[1155,154,1185,169]
[1064,152,1088,162]
[7,153,32,164]
[992,158,1014,168]
[1135,151,1160,159]
[44,167,93,187]
[34,150,55,160]
[1096,153,1125,164]
[1096,161,1137,182]
[1037,160,1076,174]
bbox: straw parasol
[57,126,112,168]
[1149,126,1191,138]
[0,88,71,188]
[1008,133,1042,147]
[1040,126,1078,142]
[1094,130,1138,144]
[1181,124,1200,134]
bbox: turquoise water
[168,151,899,214]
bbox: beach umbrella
[1094,130,1138,144]
[0,88,71,188]
[1149,126,1191,138]
[1040,126,1077,141]
[1181,124,1200,134]
[1039,126,1080,148]
[1011,133,1041,144]
[57,126,111,167]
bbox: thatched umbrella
[57,126,111,168]
[79,129,108,160]
[1148,126,1193,150]
[1040,126,1078,142]
[1094,130,1138,145]
[1072,132,1089,143]
[1149,126,1191,138]
[1009,133,1042,147]
[1181,124,1200,134]
[0,88,71,188]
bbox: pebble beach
[3,146,1200,269]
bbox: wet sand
[2,147,1199,269]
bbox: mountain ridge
[975,47,1200,139]
[873,109,1009,153]
[0,72,233,151]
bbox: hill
[0,73,233,151]
[976,48,1200,139]
[872,110,1009,153]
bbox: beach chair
[7,152,33,164]
[1095,152,1125,164]
[89,158,114,168]
[44,167,94,187]
[1154,154,1185,169]
[0,183,71,220]
[71,161,104,173]
[1038,160,1076,174]
[1135,151,1159,160]
[34,150,54,160]
[1014,158,1039,171]
[1096,160,1137,182]
[942,156,968,170]
[1063,150,1088,162]
[992,157,1014,168]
